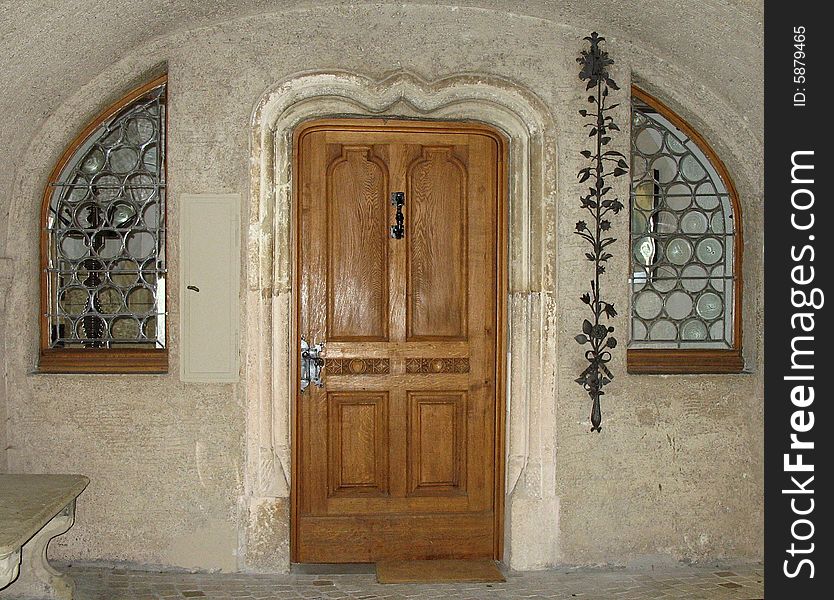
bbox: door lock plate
[300,337,325,392]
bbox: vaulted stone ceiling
[0,1,762,254]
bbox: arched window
[628,87,743,373]
[40,75,167,373]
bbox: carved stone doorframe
[245,70,561,570]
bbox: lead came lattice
[45,84,167,348]
[630,98,735,348]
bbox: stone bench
[0,475,89,599]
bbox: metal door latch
[300,337,325,392]
[390,192,405,239]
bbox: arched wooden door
[292,119,507,563]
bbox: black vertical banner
[764,2,830,597]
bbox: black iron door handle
[390,192,405,239]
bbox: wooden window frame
[39,75,168,374]
[627,87,744,374]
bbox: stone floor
[60,563,764,600]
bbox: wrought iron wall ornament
[574,33,628,432]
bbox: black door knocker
[390,191,405,239]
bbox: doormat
[376,559,505,583]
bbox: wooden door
[293,119,506,563]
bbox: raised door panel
[407,391,467,496]
[327,146,389,341]
[406,146,467,340]
[327,392,389,497]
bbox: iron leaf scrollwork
[575,32,627,432]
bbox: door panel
[326,146,389,341]
[294,119,505,563]
[327,392,389,497]
[407,391,467,496]
[407,147,467,340]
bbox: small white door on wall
[180,193,240,382]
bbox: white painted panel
[180,194,240,382]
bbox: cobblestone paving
[63,563,764,600]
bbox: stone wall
[1,2,763,572]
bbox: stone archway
[244,70,560,571]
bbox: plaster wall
[1,3,763,571]
[0,258,10,473]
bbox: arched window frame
[39,74,168,373]
[627,86,744,374]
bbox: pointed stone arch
[243,70,561,570]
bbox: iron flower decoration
[574,33,628,432]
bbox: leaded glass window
[629,93,738,351]
[44,81,166,351]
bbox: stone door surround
[244,70,560,570]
